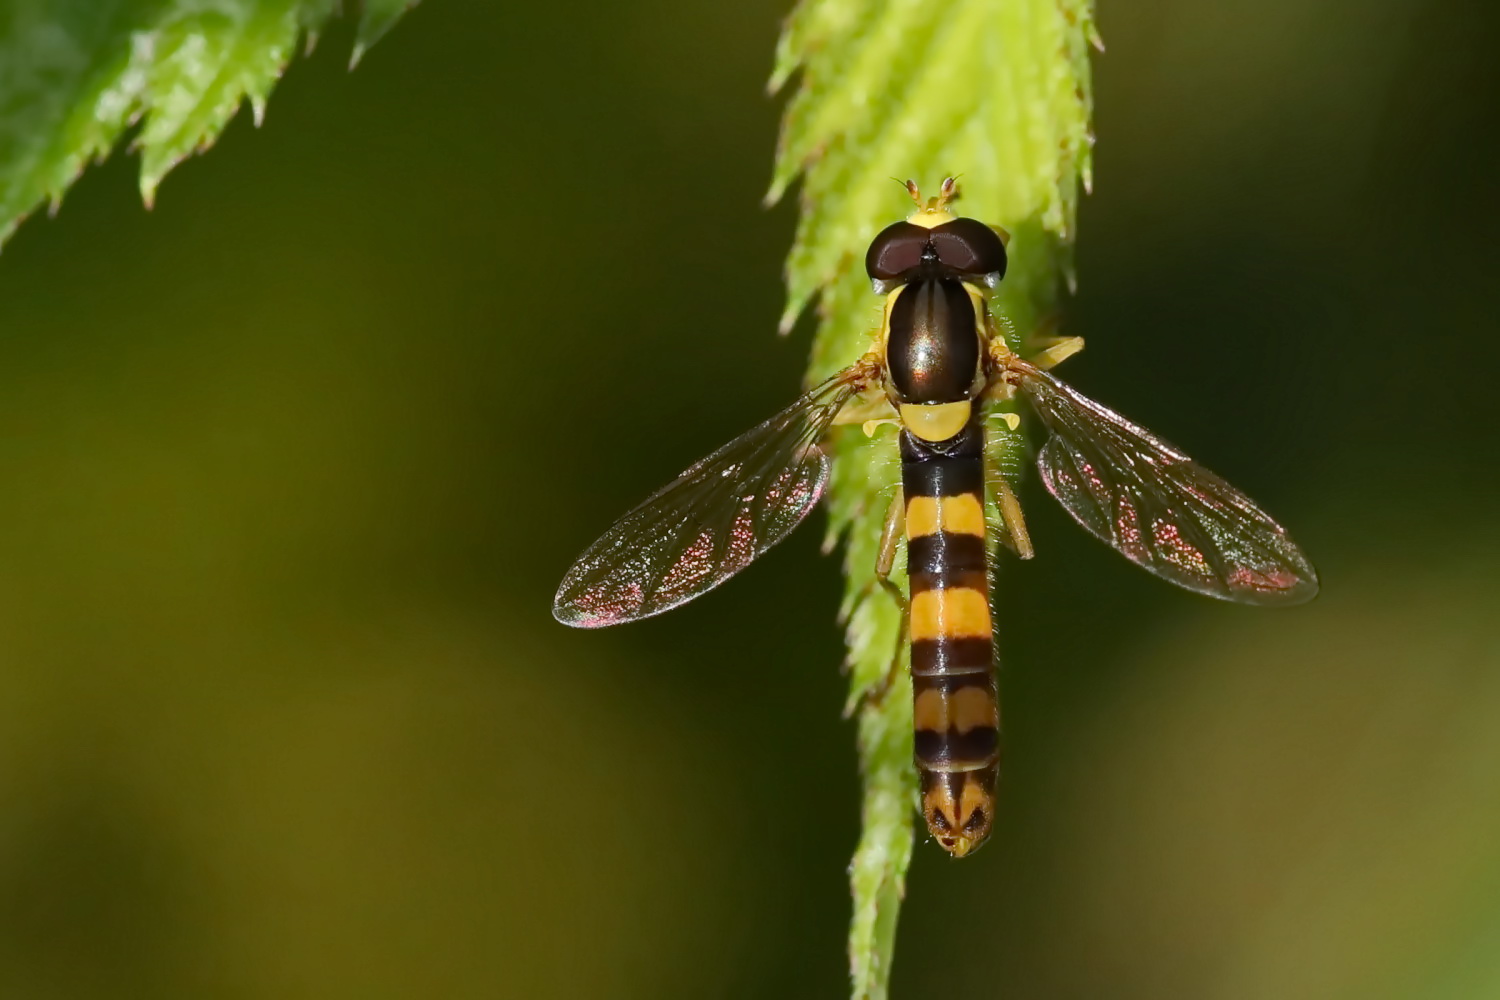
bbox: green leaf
[0,0,421,248]
[768,1,1096,997]
[351,0,419,67]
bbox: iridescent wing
[1011,359,1319,605]
[553,366,871,627]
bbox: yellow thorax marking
[899,401,972,443]
[877,262,994,352]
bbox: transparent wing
[553,367,869,627]
[1013,360,1319,605]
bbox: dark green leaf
[0,0,420,248]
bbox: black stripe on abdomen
[901,420,997,776]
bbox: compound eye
[929,217,1007,281]
[865,221,930,283]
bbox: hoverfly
[554,178,1318,857]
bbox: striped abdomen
[901,418,998,857]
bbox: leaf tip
[777,301,803,336]
[354,0,421,68]
[768,62,796,96]
[765,162,801,208]
[139,160,175,210]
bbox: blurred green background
[0,0,1497,997]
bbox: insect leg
[987,466,1034,560]
[876,486,906,594]
[1029,335,1086,371]
[984,329,1086,403]
[862,489,909,708]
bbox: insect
[553,177,1318,857]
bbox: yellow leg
[855,490,909,712]
[1029,335,1086,371]
[977,335,1042,559]
[875,489,905,582]
[985,327,1086,400]
[988,468,1034,560]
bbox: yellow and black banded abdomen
[900,417,999,856]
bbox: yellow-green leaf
[768,1,1096,996]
